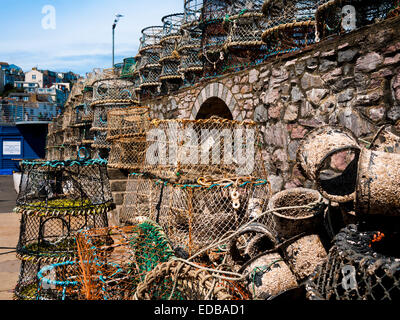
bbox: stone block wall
[139,16,400,194]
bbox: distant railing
[0,104,58,125]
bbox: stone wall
[140,16,400,194]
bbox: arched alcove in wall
[195,97,233,120]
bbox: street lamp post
[112,14,124,69]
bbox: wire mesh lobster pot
[91,101,136,133]
[36,260,82,300]
[315,0,397,41]
[14,256,77,300]
[262,0,323,57]
[91,78,138,108]
[135,259,249,300]
[107,107,150,170]
[178,24,203,84]
[183,0,203,29]
[92,130,111,149]
[78,125,94,145]
[223,2,269,73]
[107,107,150,141]
[15,159,113,260]
[297,125,360,204]
[63,144,78,160]
[306,224,400,300]
[200,0,231,77]
[74,222,175,300]
[122,174,273,256]
[138,26,163,98]
[159,14,184,92]
[63,127,79,145]
[144,118,268,181]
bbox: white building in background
[25,68,44,88]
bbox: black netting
[316,0,397,41]
[307,224,400,300]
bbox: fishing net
[144,118,267,181]
[122,174,272,256]
[135,259,249,300]
[306,224,400,300]
[262,0,324,57]
[75,221,175,300]
[15,159,112,258]
[315,0,397,40]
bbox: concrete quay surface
[0,176,20,300]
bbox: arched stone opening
[195,97,233,120]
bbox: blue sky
[0,0,183,76]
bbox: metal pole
[112,24,116,69]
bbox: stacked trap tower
[159,13,185,94]
[14,159,113,300]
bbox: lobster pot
[91,102,134,132]
[75,103,93,124]
[121,175,163,226]
[316,0,396,41]
[91,78,137,105]
[144,119,267,181]
[36,260,82,300]
[267,188,325,241]
[138,26,163,96]
[262,0,324,56]
[182,0,203,29]
[16,160,113,214]
[16,209,109,258]
[108,138,147,170]
[92,130,111,149]
[63,144,77,160]
[78,125,94,145]
[159,14,184,89]
[120,57,137,79]
[200,0,231,77]
[356,148,400,216]
[160,14,184,60]
[297,125,360,203]
[307,225,400,300]
[139,67,162,92]
[158,179,272,256]
[223,10,269,73]
[107,107,150,141]
[63,127,80,145]
[160,60,182,81]
[15,160,112,257]
[178,24,203,83]
[82,86,94,107]
[14,257,76,300]
[75,222,175,300]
